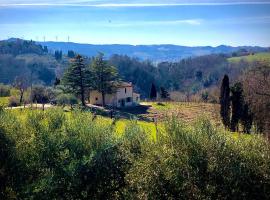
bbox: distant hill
[37,41,269,62]
[228,52,270,63]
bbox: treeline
[0,39,47,56]
[0,39,253,98]
[220,61,270,135]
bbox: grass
[0,97,9,106]
[228,52,270,63]
[141,101,221,125]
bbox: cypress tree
[241,103,253,134]
[160,87,170,99]
[62,55,92,106]
[230,82,244,132]
[220,75,231,129]
[150,83,157,100]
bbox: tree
[220,75,230,129]
[150,83,157,100]
[241,61,270,136]
[13,75,28,105]
[160,87,170,100]
[55,50,62,60]
[201,91,209,102]
[241,103,253,134]
[62,55,92,106]
[68,50,75,58]
[91,53,119,107]
[54,77,61,87]
[230,82,244,132]
[56,93,78,109]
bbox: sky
[0,0,270,46]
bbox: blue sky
[0,0,270,46]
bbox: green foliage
[62,55,92,106]
[91,53,119,106]
[54,50,62,60]
[56,93,78,108]
[8,96,19,107]
[220,75,231,129]
[30,85,51,104]
[68,50,75,58]
[0,84,11,97]
[160,87,170,100]
[228,52,270,63]
[149,83,157,100]
[230,82,244,132]
[0,39,46,56]
[0,108,270,199]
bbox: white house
[89,82,140,107]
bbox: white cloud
[1,0,270,6]
[104,19,202,27]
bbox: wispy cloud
[105,19,202,27]
[1,0,270,7]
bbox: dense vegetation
[1,108,270,199]
[2,39,269,98]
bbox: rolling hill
[37,40,269,62]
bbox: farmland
[228,52,270,63]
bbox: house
[89,82,140,107]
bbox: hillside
[228,52,270,63]
[0,39,267,98]
[38,41,269,62]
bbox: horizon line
[3,38,270,48]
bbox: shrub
[0,109,269,199]
[56,94,78,108]
[8,96,19,107]
[0,84,10,97]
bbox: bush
[0,84,10,97]
[8,96,19,107]
[0,109,269,199]
[56,94,78,108]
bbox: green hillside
[228,52,270,63]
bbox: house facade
[89,82,140,107]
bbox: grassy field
[140,101,221,124]
[228,52,270,63]
[0,97,9,106]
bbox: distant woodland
[0,39,268,98]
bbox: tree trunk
[81,91,85,106]
[19,90,24,105]
[102,92,105,107]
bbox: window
[126,97,132,102]
[125,88,127,93]
[95,97,98,101]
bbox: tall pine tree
[91,53,119,107]
[62,55,92,106]
[220,75,231,129]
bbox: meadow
[1,105,270,199]
[228,52,270,63]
